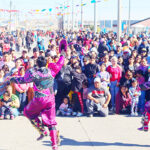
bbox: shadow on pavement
[42,136,150,147]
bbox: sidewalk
[0,115,150,150]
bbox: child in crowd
[129,79,141,116]
[57,97,72,116]
[0,91,14,120]
[96,63,110,88]
[71,66,87,117]
[116,85,131,114]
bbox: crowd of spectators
[0,30,150,119]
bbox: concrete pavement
[0,115,150,150]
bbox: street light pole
[117,0,121,42]
[94,1,97,34]
[9,0,12,31]
[128,0,131,35]
[81,0,83,28]
[72,0,74,31]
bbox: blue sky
[0,0,150,21]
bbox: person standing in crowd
[71,66,87,117]
[107,56,122,112]
[14,67,29,114]
[55,58,72,110]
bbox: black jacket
[71,70,87,92]
[84,63,99,78]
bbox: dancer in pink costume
[138,101,150,132]
[11,55,64,150]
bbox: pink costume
[11,56,64,150]
[138,101,150,132]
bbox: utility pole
[128,0,131,35]
[94,1,97,34]
[117,0,121,42]
[81,0,83,29]
[9,0,12,31]
[72,0,74,31]
[67,0,69,31]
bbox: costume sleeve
[11,69,34,84]
[48,56,65,78]
[14,83,23,93]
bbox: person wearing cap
[86,77,111,117]
[39,50,45,57]
[138,38,149,54]
[141,48,147,58]
[115,43,123,58]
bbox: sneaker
[10,115,14,120]
[109,107,115,114]
[72,112,77,116]
[56,110,60,116]
[37,134,45,141]
[52,145,58,150]
[37,131,48,141]
[131,112,135,116]
[5,115,10,119]
[76,112,83,117]
[134,112,138,116]
[138,126,144,131]
[0,115,4,120]
[88,113,93,117]
[66,112,71,116]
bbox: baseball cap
[94,77,101,83]
[141,48,147,52]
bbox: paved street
[0,115,150,150]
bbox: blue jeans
[110,80,119,108]
[138,91,145,112]
[16,91,27,112]
[11,108,19,117]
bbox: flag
[41,9,46,12]
[91,0,96,3]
